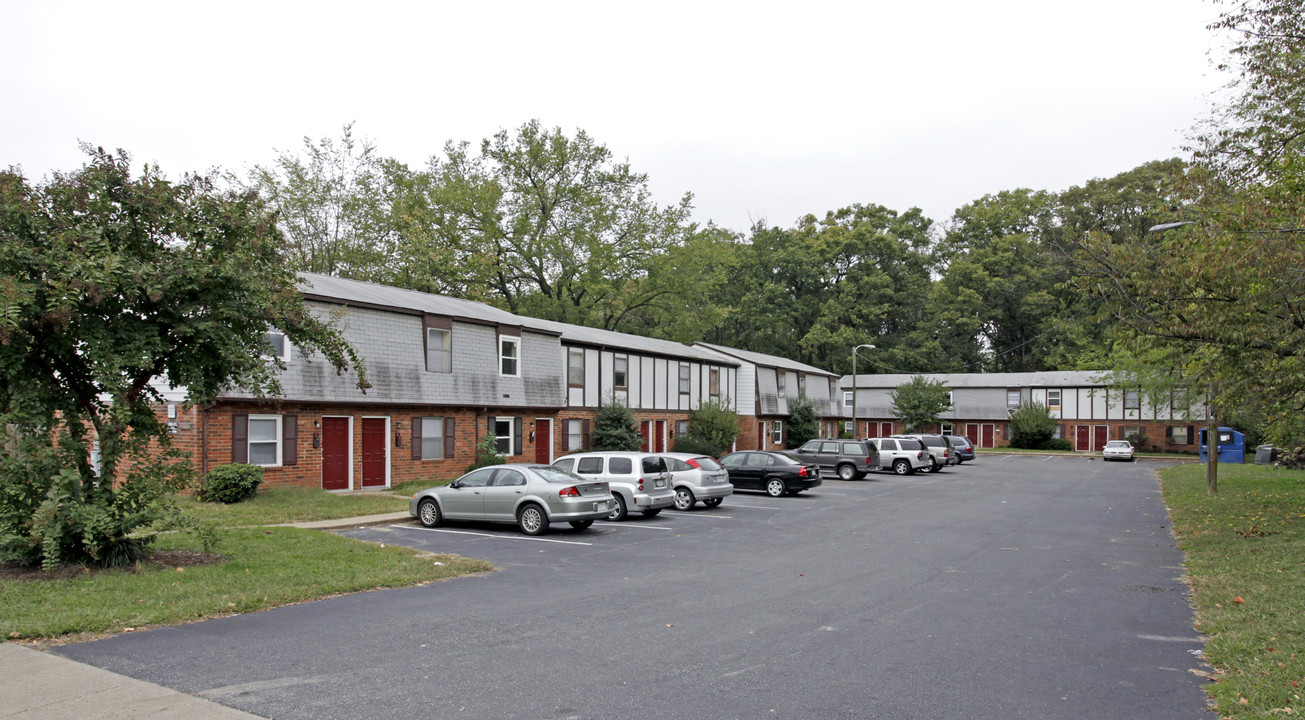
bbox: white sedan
[1102,440,1135,462]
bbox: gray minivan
[553,451,675,521]
[793,439,881,480]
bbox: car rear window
[610,457,633,474]
[898,438,923,450]
[641,456,666,473]
[774,453,804,465]
[693,457,723,471]
[922,436,945,447]
[841,442,867,456]
[536,466,584,483]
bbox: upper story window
[426,328,451,372]
[500,335,520,377]
[1006,389,1021,409]
[264,330,290,362]
[678,363,690,394]
[777,372,786,397]
[798,374,806,398]
[568,348,585,388]
[1124,390,1140,411]
[946,390,954,405]
[614,355,628,389]
[709,368,720,398]
[1047,389,1061,409]
[843,391,854,408]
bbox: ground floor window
[249,415,282,466]
[566,419,583,451]
[1169,425,1193,444]
[941,423,954,435]
[772,420,783,444]
[1122,425,1141,443]
[420,417,444,459]
[676,419,689,438]
[495,417,515,455]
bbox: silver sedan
[409,464,614,535]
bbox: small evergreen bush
[197,464,264,504]
[1044,438,1073,451]
[592,396,642,451]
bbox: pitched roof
[694,342,837,377]
[840,370,1111,389]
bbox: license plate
[594,501,607,512]
[655,479,666,488]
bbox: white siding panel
[1062,389,1078,420]
[585,348,600,407]
[599,351,614,401]
[629,356,642,409]
[690,364,701,410]
[1092,389,1108,419]
[735,364,756,415]
[641,356,655,409]
[655,358,669,410]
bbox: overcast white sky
[2,0,1224,234]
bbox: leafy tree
[0,147,366,568]
[890,377,952,433]
[1007,402,1059,449]
[684,398,741,457]
[468,432,505,471]
[591,396,642,451]
[786,397,819,448]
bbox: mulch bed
[0,549,224,582]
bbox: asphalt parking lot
[56,455,1210,719]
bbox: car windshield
[1106,441,1131,448]
[534,466,585,483]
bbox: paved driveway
[57,455,1209,719]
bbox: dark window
[609,457,634,474]
[576,457,603,474]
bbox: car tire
[836,464,857,481]
[766,478,786,497]
[703,497,723,508]
[673,487,696,511]
[893,459,910,475]
[928,457,941,473]
[417,498,443,528]
[569,519,594,530]
[607,494,628,521]
[517,504,549,535]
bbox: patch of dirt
[0,549,224,582]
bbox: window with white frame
[420,417,444,459]
[798,375,806,397]
[946,390,954,405]
[568,348,585,388]
[843,391,854,408]
[500,336,520,376]
[1006,389,1021,409]
[676,420,689,438]
[264,331,290,361]
[843,421,853,436]
[1169,425,1192,444]
[1047,389,1061,409]
[941,423,954,435]
[426,328,451,372]
[248,415,282,466]
[777,372,786,397]
[679,364,690,394]
[772,420,783,444]
[614,355,628,389]
[494,417,515,455]
[1124,390,1140,411]
[566,419,583,450]
[709,368,720,398]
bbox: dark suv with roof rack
[793,439,882,480]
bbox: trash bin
[1256,444,1274,465]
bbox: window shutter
[514,417,523,456]
[444,418,456,459]
[283,415,298,466]
[1187,425,1194,445]
[411,417,422,460]
[232,414,248,463]
[582,419,591,450]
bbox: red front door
[321,417,349,491]
[361,418,387,488]
[1093,425,1109,452]
[866,422,878,438]
[534,419,552,464]
[881,422,893,437]
[654,421,665,452]
[966,423,979,445]
[981,424,995,449]
[1076,425,1090,451]
[639,421,651,452]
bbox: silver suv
[896,434,955,472]
[554,451,675,520]
[868,436,931,475]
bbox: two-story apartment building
[840,371,1206,452]
[693,343,841,451]
[168,273,738,490]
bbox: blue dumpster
[1199,427,1245,464]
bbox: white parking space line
[392,525,594,545]
[601,522,676,531]
[666,512,733,519]
[726,503,782,510]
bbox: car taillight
[637,479,645,491]
[798,466,808,477]
[917,451,924,459]
[558,486,580,497]
[686,458,701,469]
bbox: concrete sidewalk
[280,509,414,530]
[0,642,263,719]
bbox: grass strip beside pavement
[1,527,492,641]
[1161,463,1305,717]
[177,486,411,526]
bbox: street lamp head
[855,343,875,351]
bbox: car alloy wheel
[607,494,628,521]
[517,504,548,535]
[418,498,442,528]
[837,464,856,481]
[766,478,786,497]
[893,459,910,475]
[674,487,695,511]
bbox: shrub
[467,433,505,472]
[1008,402,1058,449]
[1044,438,1073,451]
[1277,447,1305,470]
[686,398,741,457]
[786,397,819,448]
[671,434,719,456]
[197,464,264,504]
[592,395,642,451]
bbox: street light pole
[851,344,875,439]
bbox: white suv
[868,437,931,475]
[553,451,675,520]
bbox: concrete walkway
[0,642,263,719]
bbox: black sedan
[718,451,822,497]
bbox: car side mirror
[450,481,462,489]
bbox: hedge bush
[197,464,264,504]
[671,434,720,456]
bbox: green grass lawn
[1160,463,1305,717]
[1,527,491,641]
[390,478,452,497]
[176,486,412,526]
